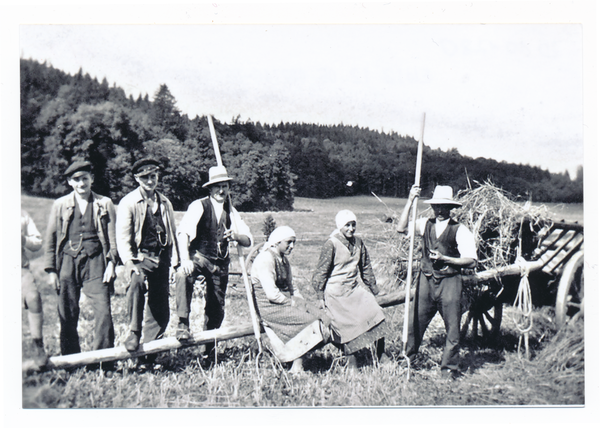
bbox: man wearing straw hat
[397,185,477,380]
[174,165,252,360]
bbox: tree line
[21,58,583,212]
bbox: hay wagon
[459,220,584,342]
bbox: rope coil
[513,219,533,358]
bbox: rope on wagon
[512,219,533,359]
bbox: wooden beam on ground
[23,291,415,372]
[23,324,257,372]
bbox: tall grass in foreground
[23,309,584,407]
[21,194,584,408]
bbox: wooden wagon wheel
[460,285,503,344]
[555,250,584,327]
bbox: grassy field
[20,193,584,409]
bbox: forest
[20,58,583,212]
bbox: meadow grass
[20,193,584,408]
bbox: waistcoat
[189,197,231,261]
[139,200,168,253]
[421,218,461,278]
[63,198,101,257]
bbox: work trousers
[406,272,462,371]
[127,251,171,343]
[57,251,114,355]
[175,253,229,331]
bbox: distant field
[20,192,584,408]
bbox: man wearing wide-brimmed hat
[397,185,477,380]
[44,160,118,363]
[174,165,252,360]
[116,158,179,355]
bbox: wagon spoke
[461,313,473,337]
[479,314,489,337]
[483,310,495,324]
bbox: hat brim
[424,198,462,206]
[202,176,233,188]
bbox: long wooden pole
[23,292,412,371]
[401,113,426,377]
[206,115,263,355]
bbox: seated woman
[311,210,390,369]
[250,226,329,373]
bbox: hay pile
[535,314,584,373]
[372,182,555,292]
[453,181,553,271]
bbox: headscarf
[262,226,296,251]
[335,209,357,230]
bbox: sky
[18,22,585,178]
[3,2,599,424]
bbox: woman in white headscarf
[251,226,329,373]
[311,210,390,369]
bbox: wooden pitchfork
[401,113,425,381]
[207,115,264,371]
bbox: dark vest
[421,218,461,278]
[64,198,102,258]
[189,198,231,261]
[139,199,168,253]
[272,250,292,293]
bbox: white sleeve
[408,217,428,237]
[456,225,478,260]
[177,200,204,241]
[251,251,287,304]
[230,208,254,246]
[23,214,43,252]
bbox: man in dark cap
[397,185,477,380]
[116,158,179,355]
[44,160,118,362]
[174,165,252,361]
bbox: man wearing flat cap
[174,165,252,360]
[44,160,118,360]
[116,158,179,353]
[397,185,477,381]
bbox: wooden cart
[459,221,584,343]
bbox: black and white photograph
[3,0,598,424]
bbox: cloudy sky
[18,22,584,177]
[3,2,598,424]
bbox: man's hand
[103,261,116,283]
[179,259,194,276]
[408,184,421,201]
[429,249,445,262]
[48,272,60,294]
[224,229,250,247]
[223,229,239,242]
[124,260,140,285]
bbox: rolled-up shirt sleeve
[230,207,253,247]
[176,199,204,241]
[456,224,478,260]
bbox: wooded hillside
[20,58,583,211]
